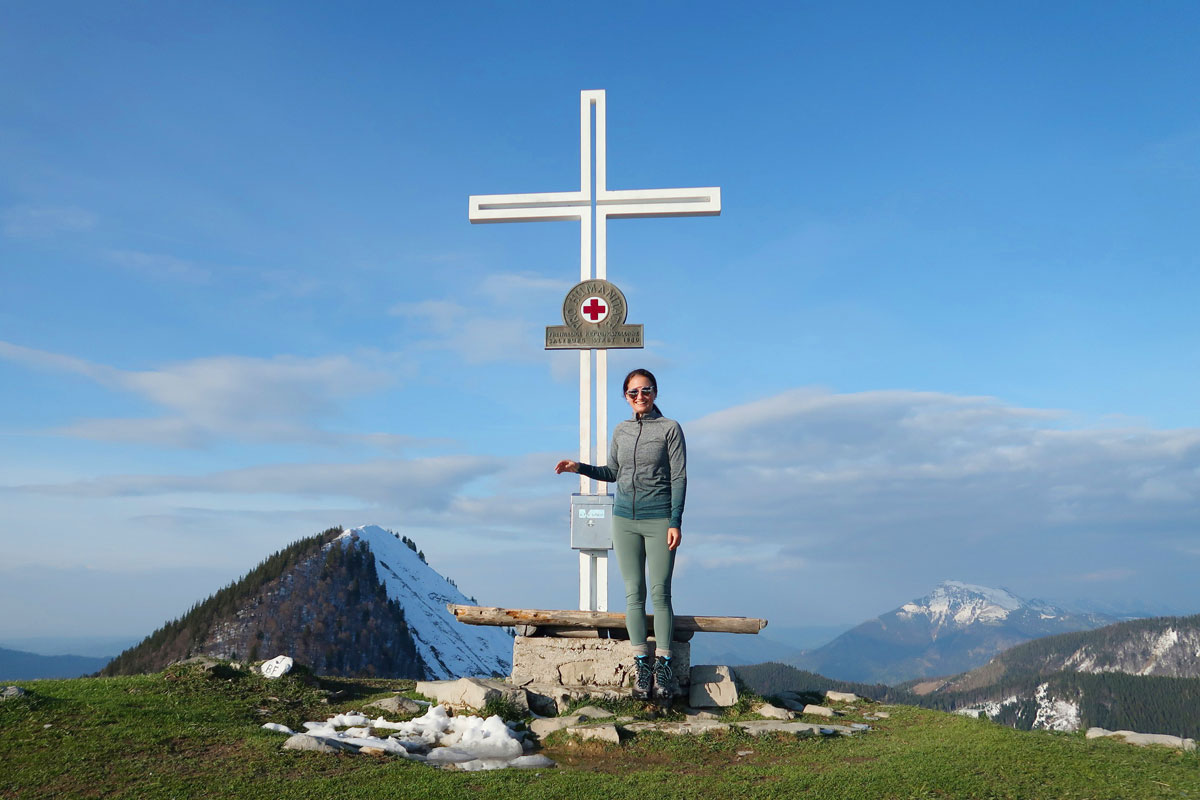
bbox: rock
[1088,728,1196,750]
[530,715,584,738]
[825,691,858,703]
[777,696,808,712]
[260,656,295,679]
[682,707,720,721]
[622,720,730,736]
[360,746,388,757]
[572,705,615,720]
[415,677,529,714]
[802,704,835,717]
[565,724,621,744]
[754,703,794,720]
[735,720,853,737]
[366,696,423,716]
[690,665,734,684]
[508,754,557,769]
[688,665,738,708]
[875,711,890,719]
[1,686,29,700]
[282,733,359,753]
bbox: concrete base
[511,636,691,690]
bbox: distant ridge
[103,525,511,680]
[793,580,1118,684]
[0,647,111,681]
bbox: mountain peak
[898,581,1024,628]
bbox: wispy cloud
[1,205,97,238]
[0,341,403,448]
[8,456,500,510]
[390,271,569,364]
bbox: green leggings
[612,516,676,654]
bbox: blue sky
[2,2,1198,643]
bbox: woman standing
[555,368,686,701]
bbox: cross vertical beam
[469,90,720,612]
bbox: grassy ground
[2,665,1197,800]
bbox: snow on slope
[335,526,512,680]
[898,581,1023,628]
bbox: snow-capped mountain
[103,525,512,680]
[339,525,512,679]
[792,580,1117,685]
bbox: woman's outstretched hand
[554,460,580,474]
[667,527,682,551]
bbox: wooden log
[447,604,766,634]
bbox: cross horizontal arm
[469,191,589,223]
[598,186,721,219]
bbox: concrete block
[511,636,689,688]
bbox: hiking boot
[632,655,653,699]
[653,655,677,704]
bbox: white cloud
[1,205,97,238]
[0,341,401,448]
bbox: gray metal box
[570,493,614,550]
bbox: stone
[508,754,557,769]
[572,705,615,720]
[688,664,738,708]
[1088,728,1196,750]
[802,704,836,717]
[565,724,621,744]
[754,703,794,720]
[260,656,294,679]
[690,665,734,684]
[825,690,858,703]
[735,720,852,737]
[530,715,584,738]
[414,677,529,714]
[282,733,359,753]
[511,636,690,689]
[1,686,29,700]
[682,707,720,721]
[875,711,890,719]
[776,696,808,712]
[359,746,388,757]
[622,720,730,736]
[365,696,423,716]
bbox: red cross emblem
[581,296,608,323]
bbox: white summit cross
[469,90,720,611]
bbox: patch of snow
[1139,628,1179,676]
[335,525,512,680]
[265,704,540,770]
[1032,683,1080,732]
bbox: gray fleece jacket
[578,408,687,529]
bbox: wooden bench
[447,604,767,642]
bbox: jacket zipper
[632,419,643,518]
